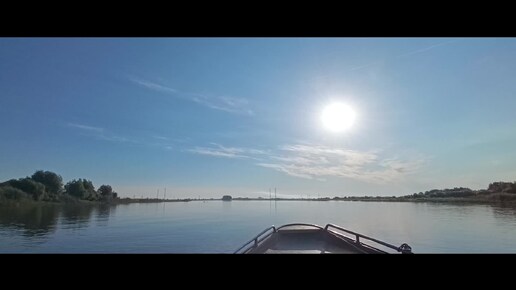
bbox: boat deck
[236,224,413,254]
[249,226,371,254]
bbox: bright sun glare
[321,102,356,133]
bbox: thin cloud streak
[66,123,104,133]
[189,94,254,115]
[129,77,253,115]
[69,122,138,144]
[65,122,176,151]
[344,39,459,72]
[188,147,248,159]
[130,77,177,93]
[396,39,459,58]
[188,143,267,160]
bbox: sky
[1,37,516,198]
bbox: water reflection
[0,203,116,239]
[95,204,116,226]
[60,205,95,230]
[491,203,516,224]
[0,204,60,238]
[2,201,516,253]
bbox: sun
[321,102,356,133]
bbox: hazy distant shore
[3,194,516,207]
[88,193,516,205]
[233,194,516,205]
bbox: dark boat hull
[236,223,413,254]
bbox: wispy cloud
[188,147,248,159]
[97,135,134,143]
[258,144,424,183]
[130,77,177,94]
[153,135,169,141]
[345,39,459,72]
[396,39,459,58]
[67,123,104,133]
[190,94,254,115]
[188,142,425,183]
[129,77,253,115]
[187,143,266,159]
[65,123,182,152]
[280,144,379,166]
[65,122,139,145]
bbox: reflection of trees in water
[0,204,60,238]
[423,201,489,217]
[94,204,116,226]
[425,201,516,222]
[60,205,96,229]
[0,203,118,242]
[491,203,516,222]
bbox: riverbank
[3,190,516,207]
[232,194,516,205]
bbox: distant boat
[234,223,413,254]
[222,195,232,201]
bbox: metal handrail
[234,223,413,254]
[276,223,324,231]
[324,224,412,254]
[234,226,276,253]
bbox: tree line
[0,170,117,203]
[406,182,516,199]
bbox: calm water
[1,200,516,253]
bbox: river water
[1,200,516,253]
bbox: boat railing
[234,226,276,253]
[276,223,324,230]
[324,224,412,254]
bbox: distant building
[222,195,232,201]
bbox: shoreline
[3,194,516,207]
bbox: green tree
[65,179,85,198]
[82,179,98,201]
[98,185,113,197]
[65,179,97,200]
[31,170,63,195]
[98,184,118,201]
[2,178,47,201]
[0,186,31,201]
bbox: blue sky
[1,38,516,198]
